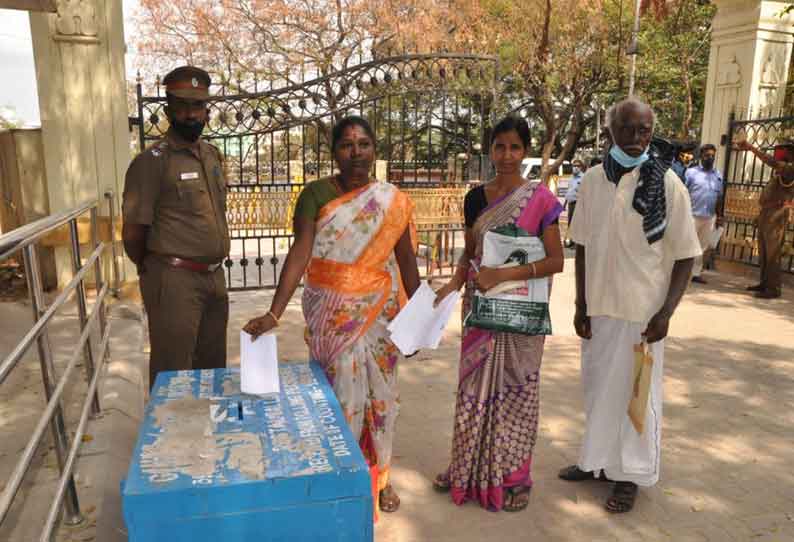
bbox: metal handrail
[0,244,103,385]
[0,194,117,541]
[0,200,96,261]
[0,284,110,522]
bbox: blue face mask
[609,144,649,168]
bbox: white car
[520,158,573,197]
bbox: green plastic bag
[465,224,552,336]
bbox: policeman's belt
[165,257,222,273]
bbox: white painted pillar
[701,1,794,170]
[701,1,794,168]
[28,0,131,286]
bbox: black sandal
[432,472,451,493]
[558,465,608,482]
[503,485,531,512]
[605,481,638,513]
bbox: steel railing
[0,192,120,541]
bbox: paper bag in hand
[628,341,653,434]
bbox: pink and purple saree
[446,181,562,511]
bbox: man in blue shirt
[564,159,586,248]
[685,144,723,283]
[672,143,695,183]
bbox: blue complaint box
[122,362,373,542]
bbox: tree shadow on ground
[685,272,794,325]
[383,329,794,542]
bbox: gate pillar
[28,0,132,287]
[701,1,794,169]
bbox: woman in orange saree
[244,116,420,514]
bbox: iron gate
[720,110,794,273]
[136,53,499,290]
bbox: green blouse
[292,177,340,221]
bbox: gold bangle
[531,262,537,277]
[267,310,280,327]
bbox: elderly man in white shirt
[558,98,701,513]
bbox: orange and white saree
[301,181,415,506]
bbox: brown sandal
[379,484,401,513]
[605,482,638,513]
[503,485,531,512]
[432,472,451,493]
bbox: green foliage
[633,0,716,138]
[470,0,716,163]
[0,106,22,130]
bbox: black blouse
[464,185,488,228]
[463,184,558,229]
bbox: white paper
[709,226,725,249]
[387,281,460,355]
[480,232,549,303]
[240,331,280,395]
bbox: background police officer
[122,66,230,388]
[734,139,794,299]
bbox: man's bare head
[606,98,655,158]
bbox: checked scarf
[603,137,675,244]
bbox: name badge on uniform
[180,172,200,181]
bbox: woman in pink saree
[244,116,420,515]
[433,116,564,512]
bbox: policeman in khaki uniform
[734,139,794,299]
[122,66,230,388]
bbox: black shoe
[558,465,610,482]
[746,283,765,292]
[692,276,707,284]
[755,289,781,299]
[559,465,594,481]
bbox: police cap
[163,66,211,100]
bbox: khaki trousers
[139,256,228,389]
[692,215,716,277]
[757,207,789,294]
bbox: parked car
[520,158,573,197]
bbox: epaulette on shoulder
[144,139,168,158]
[205,141,224,162]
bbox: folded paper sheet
[628,341,653,434]
[240,331,280,395]
[387,281,460,356]
[709,226,725,249]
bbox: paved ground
[2,252,794,541]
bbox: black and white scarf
[603,137,674,244]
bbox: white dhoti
[577,316,664,487]
[692,215,715,277]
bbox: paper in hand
[709,226,724,250]
[387,281,460,355]
[239,330,280,395]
